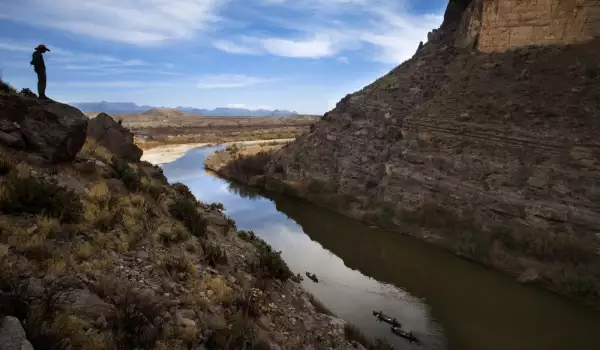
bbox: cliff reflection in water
[161,146,600,350]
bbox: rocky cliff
[457,0,600,51]
[243,0,600,306]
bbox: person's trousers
[36,70,46,98]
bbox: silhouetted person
[31,44,50,100]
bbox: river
[158,145,600,350]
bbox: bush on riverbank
[221,151,273,181]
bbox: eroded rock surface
[257,0,600,305]
[0,93,88,163]
[87,112,143,162]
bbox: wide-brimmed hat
[35,44,50,52]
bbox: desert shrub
[225,144,240,154]
[0,76,17,94]
[492,225,597,264]
[238,230,257,242]
[254,241,292,282]
[169,197,207,237]
[550,261,600,302]
[144,183,164,202]
[209,202,225,211]
[158,224,189,246]
[203,313,265,350]
[161,254,196,281]
[109,288,165,350]
[172,182,194,199]
[222,152,273,180]
[0,173,83,223]
[201,241,228,266]
[0,276,82,350]
[400,202,476,236]
[344,323,394,350]
[111,158,141,191]
[233,291,262,318]
[307,294,333,316]
[0,155,15,175]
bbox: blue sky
[0,0,446,114]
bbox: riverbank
[204,144,600,310]
[105,109,318,150]
[141,139,294,165]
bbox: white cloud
[0,0,222,45]
[196,74,275,89]
[227,103,275,110]
[227,103,247,108]
[0,42,32,52]
[260,36,337,58]
[212,0,443,63]
[213,40,259,54]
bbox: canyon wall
[258,0,600,305]
[458,0,600,52]
[458,0,600,51]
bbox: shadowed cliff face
[261,0,600,305]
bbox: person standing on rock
[30,44,50,100]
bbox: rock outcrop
[0,93,88,163]
[457,0,600,51]
[249,0,600,305]
[87,112,142,161]
[0,317,33,350]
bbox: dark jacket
[31,51,45,72]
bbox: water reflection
[161,146,442,349]
[159,146,600,350]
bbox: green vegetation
[201,240,228,266]
[112,158,142,191]
[343,323,394,350]
[307,293,334,316]
[0,172,83,223]
[239,229,293,282]
[169,196,207,237]
[203,313,269,350]
[110,289,165,349]
[221,151,273,181]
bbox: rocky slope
[214,0,600,307]
[0,87,366,349]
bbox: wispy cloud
[211,0,442,63]
[196,74,276,89]
[227,103,274,110]
[213,40,260,54]
[0,0,222,45]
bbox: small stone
[137,251,149,260]
[0,243,8,258]
[518,267,540,283]
[207,290,215,298]
[0,316,34,350]
[177,309,196,320]
[178,317,196,328]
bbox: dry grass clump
[0,171,83,223]
[169,196,207,238]
[80,138,113,163]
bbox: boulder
[0,316,34,350]
[0,94,88,163]
[87,113,142,162]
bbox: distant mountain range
[73,102,298,117]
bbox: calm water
[160,146,600,350]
